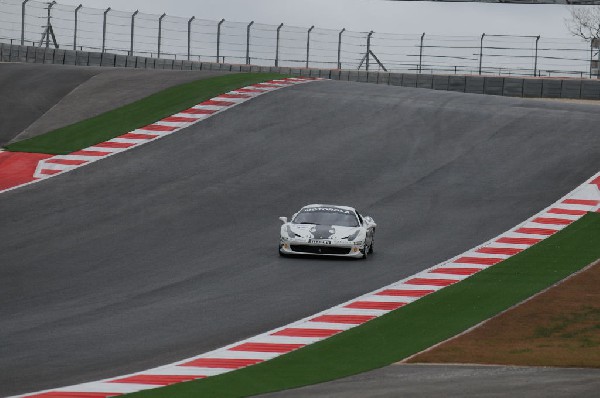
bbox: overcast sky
[51,0,582,39]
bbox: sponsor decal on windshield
[301,207,352,214]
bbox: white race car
[279,204,377,259]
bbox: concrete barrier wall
[3,43,600,100]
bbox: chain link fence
[1,0,598,78]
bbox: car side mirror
[364,216,376,228]
[279,217,288,224]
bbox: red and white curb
[16,174,600,397]
[0,77,319,194]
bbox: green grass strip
[125,212,600,398]
[5,73,288,155]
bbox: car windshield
[293,208,359,227]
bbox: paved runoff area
[258,364,600,398]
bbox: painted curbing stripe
[327,308,392,316]
[302,322,355,331]
[506,232,551,241]
[271,328,342,338]
[375,289,435,297]
[40,169,64,175]
[217,93,252,99]
[453,256,504,266]
[309,315,376,324]
[547,207,588,216]
[93,141,136,149]
[44,159,89,166]
[180,358,263,369]
[49,383,155,394]
[180,108,217,115]
[110,375,205,386]
[344,301,406,310]
[563,198,599,206]
[429,267,482,276]
[514,227,558,236]
[233,88,263,93]
[230,342,305,353]
[457,252,511,260]
[118,133,159,140]
[531,217,574,225]
[405,278,459,287]
[160,117,198,123]
[70,150,112,157]
[138,124,178,132]
[476,247,523,255]
[358,294,416,303]
[192,350,279,361]
[199,100,236,107]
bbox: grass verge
[4,73,288,155]
[125,212,600,397]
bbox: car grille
[290,245,352,255]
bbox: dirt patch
[406,259,600,368]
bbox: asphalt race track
[1,78,600,396]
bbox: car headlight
[286,225,301,239]
[344,229,361,242]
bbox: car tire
[361,247,368,259]
[368,240,374,254]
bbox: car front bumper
[279,239,364,258]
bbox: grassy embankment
[5,73,288,155]
[125,212,600,397]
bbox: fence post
[158,13,166,58]
[533,35,540,77]
[21,0,30,46]
[337,28,345,69]
[102,7,111,52]
[597,39,600,79]
[44,1,56,49]
[73,4,82,50]
[275,23,283,67]
[306,25,314,68]
[130,10,138,56]
[216,18,224,63]
[418,32,425,73]
[478,33,485,75]
[590,40,593,79]
[246,21,254,65]
[366,31,374,71]
[187,16,195,61]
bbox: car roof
[301,204,357,212]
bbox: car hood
[288,224,361,240]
